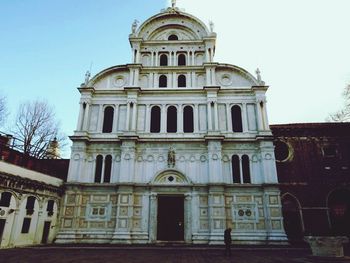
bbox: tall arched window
[231,155,241,183]
[167,106,177,133]
[178,75,186,87]
[102,106,114,133]
[178,54,186,66]
[242,155,251,183]
[168,34,178,40]
[104,155,112,183]
[160,54,168,66]
[159,75,167,88]
[231,105,243,132]
[183,106,194,133]
[150,106,161,133]
[94,155,103,183]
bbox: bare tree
[0,93,8,127]
[328,84,350,122]
[12,100,66,158]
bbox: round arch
[281,193,304,242]
[150,169,192,185]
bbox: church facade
[56,4,287,244]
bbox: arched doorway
[328,189,350,236]
[281,194,304,242]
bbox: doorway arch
[281,193,304,242]
[327,188,350,236]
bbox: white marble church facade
[56,3,287,244]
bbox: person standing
[224,227,232,256]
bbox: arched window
[231,155,241,183]
[47,200,54,216]
[167,106,177,133]
[26,196,36,215]
[150,106,161,133]
[168,34,178,40]
[178,54,186,66]
[159,75,167,88]
[242,155,251,183]
[102,106,114,133]
[104,155,112,183]
[178,75,186,87]
[160,54,168,66]
[0,192,12,207]
[183,106,194,133]
[94,155,103,183]
[282,194,304,241]
[231,105,243,132]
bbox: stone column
[194,104,199,132]
[155,52,159,66]
[184,193,192,243]
[242,103,248,132]
[76,102,85,131]
[134,68,140,86]
[125,102,130,131]
[97,104,103,132]
[145,104,151,132]
[226,103,232,132]
[112,104,119,132]
[161,105,166,133]
[211,68,216,85]
[207,102,212,131]
[187,72,191,88]
[149,193,158,243]
[172,72,176,88]
[206,68,211,86]
[239,155,244,183]
[178,105,183,133]
[256,101,264,131]
[131,102,137,131]
[191,72,196,87]
[214,102,219,131]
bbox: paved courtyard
[0,246,350,263]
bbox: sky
[1,0,350,157]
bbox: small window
[94,155,103,183]
[0,192,12,207]
[47,200,54,212]
[160,54,168,66]
[323,146,337,158]
[26,196,35,210]
[168,34,178,40]
[150,106,161,133]
[183,106,194,133]
[178,75,186,87]
[242,155,251,183]
[103,155,112,183]
[231,155,241,183]
[21,218,31,233]
[102,106,114,133]
[178,54,186,66]
[231,105,243,132]
[167,106,177,133]
[159,75,167,88]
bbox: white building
[57,3,287,244]
[0,161,62,248]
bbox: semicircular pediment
[151,169,191,185]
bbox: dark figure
[224,227,232,256]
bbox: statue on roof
[132,19,139,34]
[171,0,176,8]
[209,21,214,32]
[84,71,91,86]
[256,68,265,85]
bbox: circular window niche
[274,140,293,162]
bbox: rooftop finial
[171,0,176,8]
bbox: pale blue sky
[1,0,350,157]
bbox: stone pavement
[0,246,350,263]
